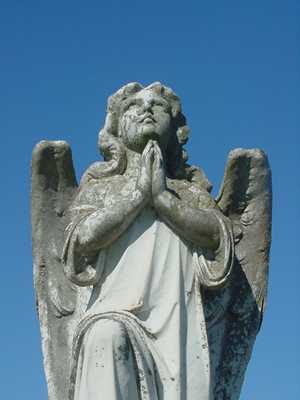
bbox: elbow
[67,266,99,287]
[75,221,103,255]
[188,219,220,251]
[210,233,220,251]
[76,230,103,255]
[76,216,122,254]
[194,232,220,251]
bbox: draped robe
[63,176,234,400]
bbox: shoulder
[74,173,128,208]
[167,178,216,209]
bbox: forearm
[75,189,146,255]
[154,190,220,250]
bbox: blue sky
[0,1,299,399]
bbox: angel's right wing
[32,141,91,400]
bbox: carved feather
[32,141,79,400]
[208,148,272,399]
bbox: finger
[143,140,154,157]
[152,142,163,163]
[141,142,153,170]
[153,142,163,160]
[145,148,154,172]
[153,149,163,171]
[145,147,153,162]
[152,146,158,163]
[152,156,160,174]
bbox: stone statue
[31,82,272,400]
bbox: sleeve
[193,209,234,288]
[61,183,107,287]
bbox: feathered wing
[206,148,272,400]
[31,141,90,400]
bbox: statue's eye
[124,101,140,113]
[153,101,169,112]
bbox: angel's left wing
[203,148,272,400]
[31,141,90,400]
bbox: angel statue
[31,82,272,400]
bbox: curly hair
[81,82,212,191]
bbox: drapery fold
[63,207,234,400]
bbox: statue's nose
[140,101,153,114]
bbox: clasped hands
[136,140,167,206]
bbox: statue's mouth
[139,114,156,124]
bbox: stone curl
[82,82,211,191]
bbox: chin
[126,129,166,153]
[142,126,163,141]
[140,125,156,136]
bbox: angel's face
[119,89,172,153]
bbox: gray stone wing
[31,141,90,400]
[208,148,272,399]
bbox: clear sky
[1,1,299,399]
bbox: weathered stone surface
[31,82,272,400]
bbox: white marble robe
[66,206,233,400]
